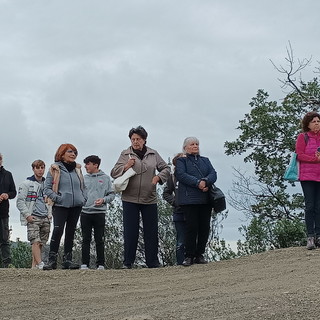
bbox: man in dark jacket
[0,153,17,267]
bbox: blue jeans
[174,221,186,265]
[301,181,320,237]
[122,201,159,267]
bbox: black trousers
[49,206,81,254]
[80,213,105,267]
[181,204,212,258]
[301,181,320,237]
[122,201,159,267]
[0,217,10,264]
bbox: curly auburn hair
[54,143,78,162]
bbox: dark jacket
[0,166,17,218]
[162,174,184,222]
[175,154,217,206]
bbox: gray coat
[44,162,86,208]
[111,146,170,204]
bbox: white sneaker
[80,264,89,270]
[36,261,44,270]
[97,265,105,270]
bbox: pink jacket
[296,131,320,181]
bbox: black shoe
[122,264,133,269]
[62,252,79,269]
[43,252,57,270]
[182,257,193,267]
[148,263,162,268]
[194,255,208,264]
[315,236,320,248]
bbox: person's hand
[94,198,104,206]
[152,176,160,185]
[0,193,9,201]
[198,180,206,190]
[26,216,34,223]
[124,158,135,171]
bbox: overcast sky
[1,0,320,246]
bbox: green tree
[225,46,320,252]
[10,240,32,268]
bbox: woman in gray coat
[43,143,86,270]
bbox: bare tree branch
[270,41,319,105]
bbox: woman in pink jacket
[296,111,320,249]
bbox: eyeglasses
[66,150,78,155]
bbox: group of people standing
[0,125,220,269]
[2,115,320,269]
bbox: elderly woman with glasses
[111,126,170,269]
[43,143,86,270]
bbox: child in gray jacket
[80,155,115,269]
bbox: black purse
[192,160,226,213]
[209,185,226,213]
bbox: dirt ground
[0,246,319,320]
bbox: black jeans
[181,204,212,258]
[0,217,10,264]
[122,201,159,267]
[81,213,105,267]
[174,221,186,265]
[49,206,81,254]
[301,181,320,237]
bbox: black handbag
[191,159,226,212]
[209,185,226,213]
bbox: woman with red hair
[43,143,86,270]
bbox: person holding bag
[111,126,170,268]
[175,137,217,266]
[296,111,320,250]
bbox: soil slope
[0,246,318,320]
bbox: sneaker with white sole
[97,265,105,270]
[36,261,44,270]
[80,264,89,270]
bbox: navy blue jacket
[175,154,217,205]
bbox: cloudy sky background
[1,0,320,246]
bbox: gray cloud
[1,0,319,243]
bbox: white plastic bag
[112,167,137,193]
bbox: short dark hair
[301,111,320,132]
[128,125,148,140]
[83,155,101,167]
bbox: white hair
[182,137,200,154]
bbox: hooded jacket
[0,166,17,218]
[16,175,52,226]
[44,162,86,208]
[111,146,170,204]
[82,170,115,214]
[175,154,217,205]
